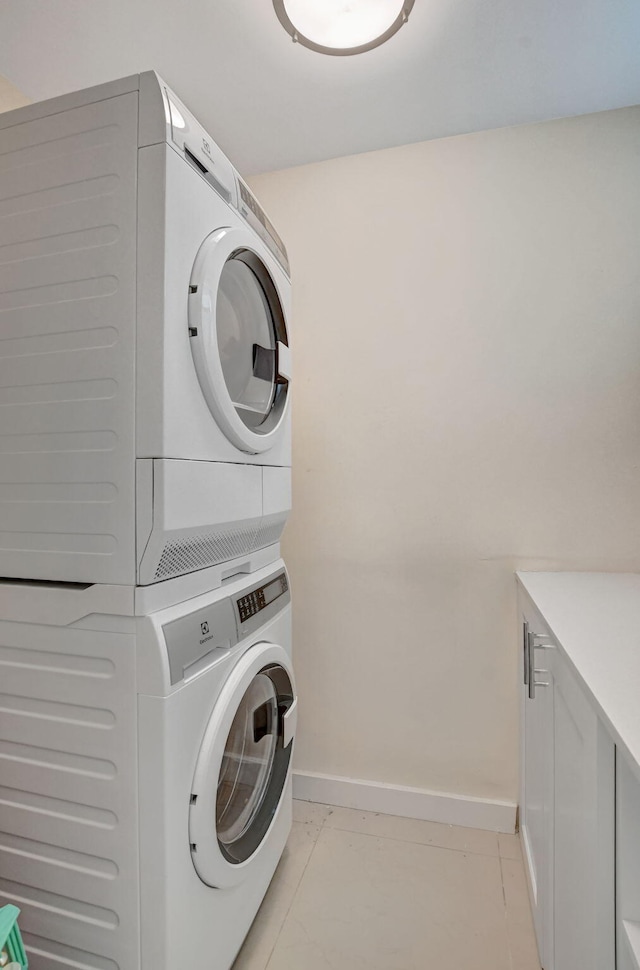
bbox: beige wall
[249,106,640,803]
[0,75,29,112]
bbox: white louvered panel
[0,615,138,969]
[0,92,138,584]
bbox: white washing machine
[0,559,296,969]
[0,72,292,586]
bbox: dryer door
[189,642,296,888]
[188,227,291,455]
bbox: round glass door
[216,672,279,858]
[189,231,291,453]
[217,256,278,430]
[189,652,296,886]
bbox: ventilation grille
[254,518,289,550]
[153,516,287,581]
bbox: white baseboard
[292,770,517,834]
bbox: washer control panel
[162,565,291,684]
[237,571,289,623]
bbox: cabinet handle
[527,633,556,699]
[523,620,530,686]
[527,631,536,698]
[533,668,550,688]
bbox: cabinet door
[617,752,640,970]
[520,611,554,970]
[552,653,615,970]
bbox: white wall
[249,106,640,806]
[0,74,29,112]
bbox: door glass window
[190,240,290,446]
[216,258,277,429]
[190,662,294,879]
[216,673,279,854]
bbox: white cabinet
[519,592,615,970]
[552,654,614,970]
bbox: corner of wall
[0,74,31,112]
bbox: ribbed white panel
[0,616,138,969]
[0,92,138,584]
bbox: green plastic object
[0,904,28,968]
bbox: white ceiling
[2,0,640,176]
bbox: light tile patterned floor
[233,801,541,970]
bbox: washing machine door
[189,642,297,888]
[188,227,291,455]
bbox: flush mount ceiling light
[273,0,415,56]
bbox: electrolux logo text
[199,619,213,646]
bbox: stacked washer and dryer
[0,73,296,970]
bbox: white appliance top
[0,70,290,276]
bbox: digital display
[236,572,289,623]
[263,576,285,606]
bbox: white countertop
[517,571,640,778]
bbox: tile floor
[232,801,541,970]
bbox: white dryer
[0,560,296,970]
[0,73,292,586]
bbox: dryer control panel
[236,177,290,277]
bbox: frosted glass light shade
[273,0,415,55]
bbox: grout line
[299,801,513,856]
[319,821,502,858]
[499,854,508,909]
[499,855,516,970]
[262,820,324,970]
